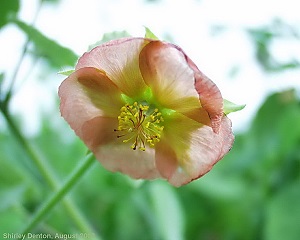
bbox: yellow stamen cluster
[115,102,164,151]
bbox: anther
[115,102,164,151]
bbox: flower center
[115,102,164,151]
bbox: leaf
[0,186,25,211]
[247,19,300,72]
[248,89,300,184]
[12,19,78,68]
[189,171,247,201]
[0,0,19,29]
[0,72,4,83]
[223,99,245,114]
[0,72,4,98]
[144,26,159,40]
[88,30,131,51]
[43,0,61,4]
[264,180,300,240]
[149,182,184,240]
[0,207,27,236]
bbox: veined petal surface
[186,56,224,133]
[59,36,237,187]
[76,38,151,98]
[139,41,201,113]
[58,67,123,140]
[81,117,161,180]
[155,112,234,187]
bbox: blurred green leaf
[0,72,4,98]
[0,207,27,236]
[265,180,300,240]
[227,89,300,180]
[0,127,46,183]
[32,114,86,177]
[12,19,78,68]
[0,131,48,213]
[0,0,19,29]
[223,99,246,114]
[0,72,4,82]
[144,26,159,40]
[42,0,61,4]
[113,196,145,240]
[251,89,300,156]
[188,172,247,201]
[149,182,184,240]
[248,19,300,72]
[88,31,131,51]
[191,88,300,240]
[0,186,25,211]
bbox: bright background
[0,0,299,240]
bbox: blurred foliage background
[0,0,299,240]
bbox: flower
[58,37,234,187]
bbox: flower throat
[115,102,164,151]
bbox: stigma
[115,102,164,151]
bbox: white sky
[1,0,300,135]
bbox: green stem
[0,109,100,238]
[21,153,97,237]
[2,108,57,187]
[6,0,42,100]
[1,1,100,237]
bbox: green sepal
[223,99,246,114]
[85,149,92,155]
[144,26,159,40]
[58,69,75,76]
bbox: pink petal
[155,137,178,180]
[155,113,234,187]
[185,56,224,133]
[91,136,161,180]
[80,116,118,149]
[58,67,123,139]
[76,37,151,98]
[59,38,233,185]
[66,114,160,179]
[139,41,202,114]
[59,67,160,179]
[81,117,160,179]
